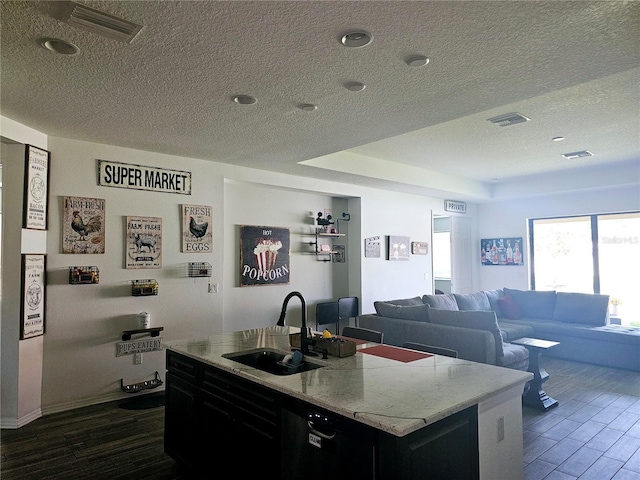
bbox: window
[530,212,639,326]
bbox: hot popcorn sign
[240,226,290,286]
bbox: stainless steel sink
[223,348,325,376]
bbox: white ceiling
[1,1,639,201]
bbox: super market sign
[98,160,191,195]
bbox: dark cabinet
[165,350,479,480]
[165,351,282,479]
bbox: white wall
[477,184,640,291]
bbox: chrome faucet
[277,291,317,356]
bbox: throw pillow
[454,292,491,311]
[552,292,609,325]
[497,295,521,320]
[374,302,430,322]
[428,308,504,358]
[503,287,556,319]
[484,289,504,316]
[383,296,424,306]
[422,293,459,310]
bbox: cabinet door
[379,405,479,480]
[164,372,198,469]
[201,366,282,478]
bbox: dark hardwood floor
[1,358,638,480]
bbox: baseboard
[0,408,42,429]
[41,387,166,416]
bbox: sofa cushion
[422,293,459,310]
[498,343,529,371]
[484,289,504,316]
[503,287,556,319]
[428,308,504,358]
[382,296,424,307]
[374,302,430,322]
[498,321,535,341]
[497,295,521,320]
[454,292,491,311]
[552,292,609,325]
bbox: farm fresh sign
[126,216,162,269]
[98,160,191,195]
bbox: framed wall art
[22,145,50,230]
[332,245,346,263]
[240,225,290,286]
[181,204,212,253]
[481,237,523,266]
[387,235,410,261]
[411,241,429,255]
[21,254,46,339]
[62,196,106,254]
[126,216,162,269]
[364,236,381,258]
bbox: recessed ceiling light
[345,82,366,92]
[41,38,79,55]
[233,95,257,105]
[298,103,317,112]
[406,55,430,67]
[340,31,372,48]
[552,136,565,142]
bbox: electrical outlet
[497,416,505,442]
[208,283,218,293]
[134,353,142,365]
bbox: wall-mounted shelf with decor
[188,262,212,277]
[121,326,164,341]
[308,229,346,262]
[131,279,159,296]
[69,266,100,284]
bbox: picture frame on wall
[240,225,290,286]
[62,196,106,254]
[481,237,524,266]
[387,235,410,261]
[364,236,381,258]
[125,216,163,269]
[22,145,50,230]
[181,204,212,253]
[21,254,46,339]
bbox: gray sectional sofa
[358,289,640,372]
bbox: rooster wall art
[71,211,102,241]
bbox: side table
[512,337,560,411]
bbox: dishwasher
[281,401,376,480]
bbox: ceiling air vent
[487,112,530,127]
[63,2,143,43]
[562,150,594,160]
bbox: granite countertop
[166,326,532,437]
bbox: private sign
[116,337,163,357]
[98,160,191,195]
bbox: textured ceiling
[1,1,639,200]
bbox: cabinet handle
[307,412,337,440]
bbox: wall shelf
[69,266,99,284]
[188,262,212,278]
[131,279,159,296]
[121,326,164,341]
[308,229,345,262]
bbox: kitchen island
[165,326,531,480]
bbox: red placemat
[360,345,433,363]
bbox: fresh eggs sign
[97,160,191,195]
